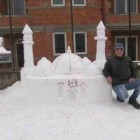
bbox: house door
[16,39,24,67]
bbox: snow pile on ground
[0,82,140,140]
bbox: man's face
[114,49,124,57]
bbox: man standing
[103,43,140,109]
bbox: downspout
[8,0,16,71]
[70,0,74,51]
[101,0,105,24]
[128,0,132,47]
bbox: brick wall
[0,0,105,63]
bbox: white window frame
[74,32,87,54]
[72,0,86,6]
[51,0,65,7]
[114,0,138,14]
[53,32,67,55]
[115,36,138,60]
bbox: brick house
[0,0,140,70]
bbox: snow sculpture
[52,46,85,74]
[84,21,112,102]
[51,47,88,102]
[86,62,102,76]
[0,37,11,61]
[0,37,3,47]
[32,57,52,77]
[20,21,112,103]
[86,21,107,76]
[0,37,11,54]
[22,24,34,67]
[0,37,5,53]
[94,21,107,61]
[82,57,92,69]
[20,24,34,80]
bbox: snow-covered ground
[0,81,140,140]
[1,21,139,140]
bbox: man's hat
[114,43,124,50]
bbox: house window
[115,0,137,14]
[72,0,86,6]
[74,32,87,54]
[51,0,65,6]
[115,36,138,60]
[53,33,67,55]
[8,0,25,15]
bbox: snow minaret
[21,24,34,81]
[22,24,34,67]
[94,21,107,61]
[67,46,71,53]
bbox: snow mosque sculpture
[20,21,112,103]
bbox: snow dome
[32,57,52,77]
[52,47,85,75]
[85,61,103,76]
[82,57,92,69]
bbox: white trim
[115,36,138,60]
[74,32,87,54]
[53,32,67,56]
[51,0,65,7]
[72,0,86,6]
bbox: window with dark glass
[53,0,63,4]
[128,0,137,13]
[74,33,86,53]
[8,0,25,15]
[127,37,136,61]
[52,0,64,6]
[54,33,66,54]
[116,36,137,60]
[115,0,137,14]
[73,0,86,6]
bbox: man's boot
[117,96,124,102]
[129,98,140,109]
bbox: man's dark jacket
[103,56,136,85]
